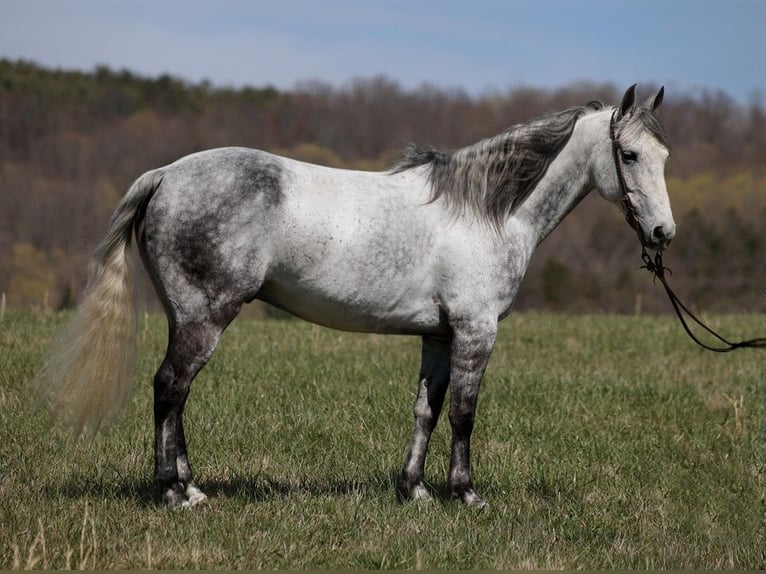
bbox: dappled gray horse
[42,85,673,507]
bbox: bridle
[609,109,644,244]
[609,109,766,352]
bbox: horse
[40,84,674,508]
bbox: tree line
[0,59,764,315]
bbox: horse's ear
[616,84,637,120]
[643,86,664,111]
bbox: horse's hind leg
[398,336,450,501]
[153,312,235,507]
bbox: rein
[639,247,766,352]
[610,110,766,353]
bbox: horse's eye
[621,150,638,163]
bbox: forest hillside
[1,60,764,314]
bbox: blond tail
[37,170,163,438]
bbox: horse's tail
[38,169,164,438]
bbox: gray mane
[392,101,605,228]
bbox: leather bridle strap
[609,110,643,243]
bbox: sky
[0,0,764,103]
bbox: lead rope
[640,247,766,352]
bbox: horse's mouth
[644,237,671,252]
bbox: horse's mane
[391,101,605,228]
[618,107,671,150]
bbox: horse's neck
[511,111,608,247]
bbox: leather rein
[609,110,766,352]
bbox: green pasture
[1,311,764,569]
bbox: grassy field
[1,310,764,569]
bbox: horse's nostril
[652,224,675,246]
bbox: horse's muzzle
[649,223,675,250]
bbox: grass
[1,310,764,569]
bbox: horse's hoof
[453,488,488,508]
[397,475,433,503]
[185,484,208,506]
[162,482,208,508]
[164,488,189,509]
[409,483,433,502]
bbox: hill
[1,59,764,313]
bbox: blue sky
[1,0,763,103]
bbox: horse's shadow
[48,470,457,507]
[48,474,158,507]
[204,472,384,502]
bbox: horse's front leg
[448,318,497,507]
[398,336,450,501]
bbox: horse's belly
[257,279,445,336]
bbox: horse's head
[596,85,675,251]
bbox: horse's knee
[448,398,476,436]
